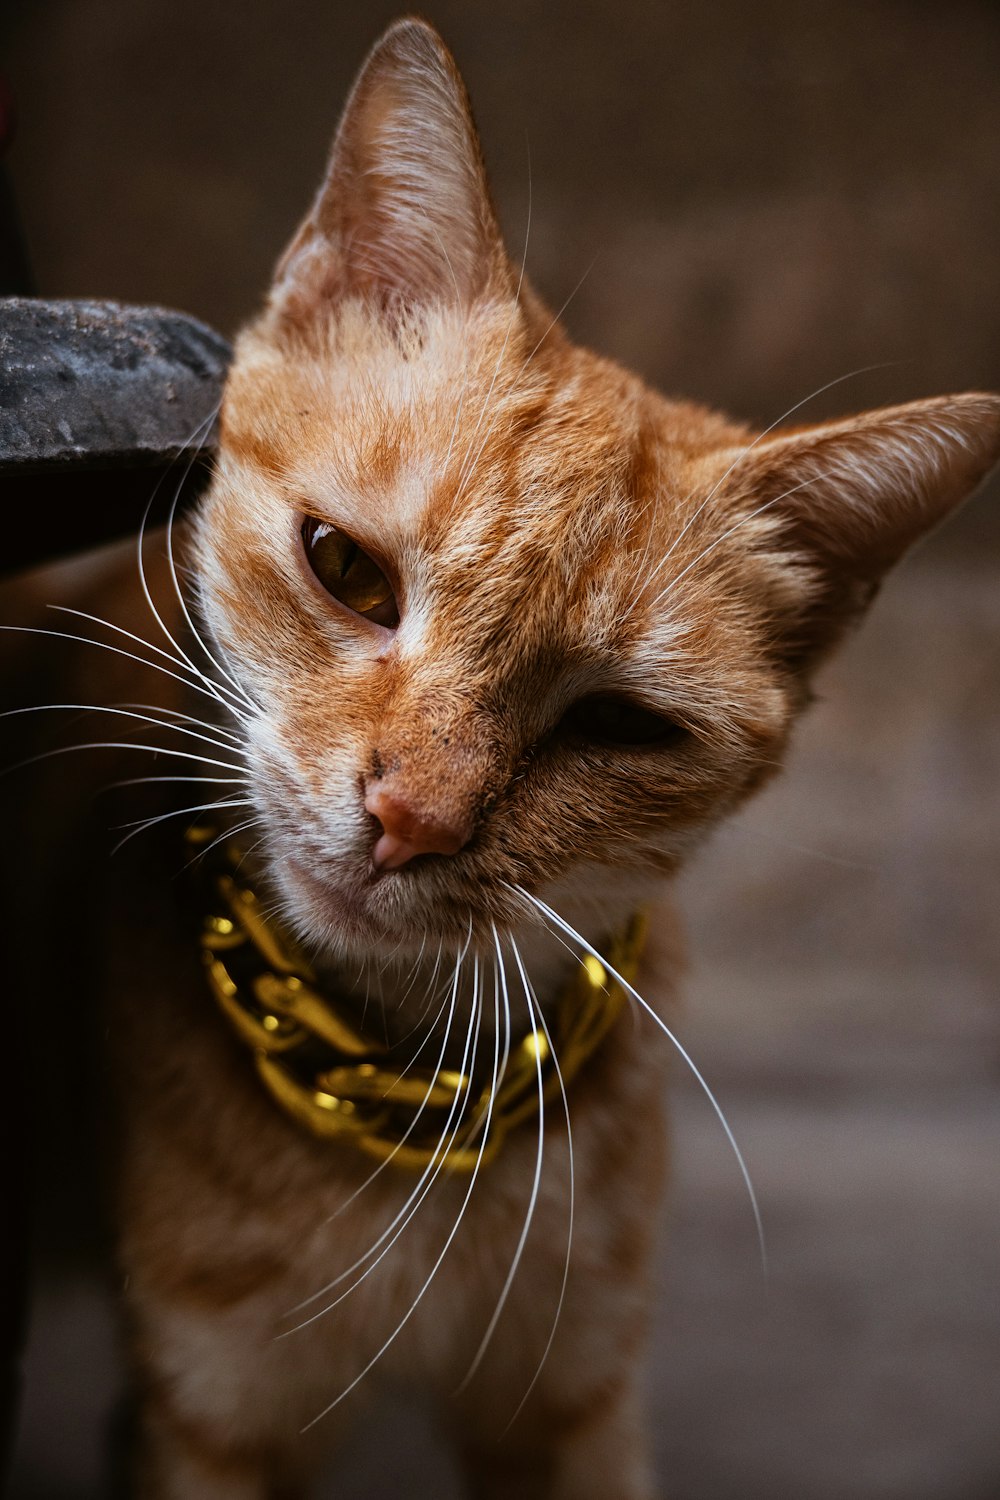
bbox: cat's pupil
[302,519,399,628]
[557,694,686,749]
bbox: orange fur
[9,17,999,1500]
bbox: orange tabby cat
[12,16,999,1500]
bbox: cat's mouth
[283,850,492,954]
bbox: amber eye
[557,694,686,748]
[302,519,399,628]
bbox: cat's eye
[556,694,686,749]
[302,519,399,628]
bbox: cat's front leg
[132,1391,306,1500]
[120,1254,353,1500]
[457,1373,655,1500]
[452,1081,667,1500]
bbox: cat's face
[193,19,1000,963]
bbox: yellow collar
[187,823,646,1173]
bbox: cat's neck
[265,860,655,1067]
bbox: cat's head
[193,18,1000,962]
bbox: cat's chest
[116,965,575,1412]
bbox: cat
[8,15,1000,1500]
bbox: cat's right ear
[710,392,1000,673]
[266,19,510,335]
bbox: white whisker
[286,931,476,1319]
[0,621,250,716]
[317,952,472,1223]
[3,739,247,782]
[459,929,545,1388]
[0,701,248,758]
[132,408,257,722]
[650,467,843,610]
[116,700,244,743]
[394,932,429,1011]
[49,605,249,726]
[299,947,503,1433]
[633,362,899,610]
[502,949,574,1431]
[111,797,255,854]
[163,457,258,713]
[511,884,767,1274]
[109,775,250,802]
[285,969,480,1342]
[181,816,265,871]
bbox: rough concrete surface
[0,299,228,472]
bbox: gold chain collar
[186,823,647,1173]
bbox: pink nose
[364,784,471,871]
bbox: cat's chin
[279,856,395,951]
[279,853,483,961]
[276,847,666,974]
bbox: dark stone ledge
[0,298,231,574]
[0,297,231,471]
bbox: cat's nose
[364,784,471,870]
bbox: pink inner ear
[270,19,509,325]
[722,392,1000,671]
[748,395,1000,567]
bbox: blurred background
[2,1,999,1496]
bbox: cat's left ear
[718,392,1000,671]
[267,18,510,333]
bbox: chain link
[187,823,646,1172]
